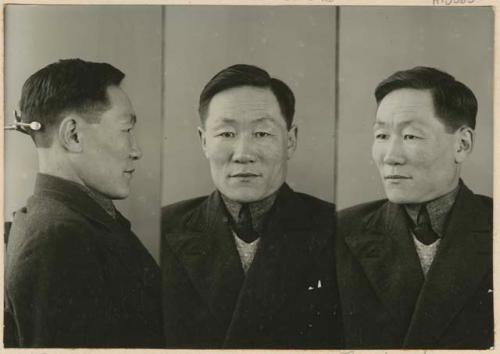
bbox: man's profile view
[4,59,163,348]
[161,64,343,349]
[336,67,492,349]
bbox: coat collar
[166,183,321,340]
[31,173,130,231]
[23,174,145,278]
[183,183,313,233]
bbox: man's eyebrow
[253,116,276,124]
[373,119,419,129]
[211,116,278,128]
[211,117,236,127]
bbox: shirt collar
[84,187,117,219]
[220,190,278,232]
[404,182,461,237]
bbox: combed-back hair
[375,66,477,131]
[198,64,295,129]
[19,58,125,147]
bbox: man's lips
[124,169,135,175]
[384,174,411,180]
[230,173,260,178]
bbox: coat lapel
[344,201,424,329]
[224,185,318,346]
[404,185,492,347]
[166,191,245,331]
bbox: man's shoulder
[6,198,102,286]
[463,188,493,228]
[470,192,493,210]
[161,195,209,230]
[8,195,102,257]
[292,191,335,211]
[337,198,388,220]
[288,191,335,228]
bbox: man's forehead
[377,88,434,114]
[373,117,424,130]
[212,87,277,106]
[375,89,436,125]
[206,86,285,125]
[99,101,136,125]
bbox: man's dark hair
[375,66,477,131]
[198,64,295,129]
[19,58,125,147]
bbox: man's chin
[94,187,130,200]
[220,188,265,203]
[384,188,416,205]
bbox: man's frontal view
[161,64,343,348]
[336,67,492,349]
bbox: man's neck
[221,191,278,233]
[37,148,85,186]
[404,182,461,237]
[37,151,116,219]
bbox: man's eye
[404,134,420,140]
[375,133,388,140]
[217,132,235,138]
[254,131,271,138]
[122,128,132,133]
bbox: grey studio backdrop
[162,6,336,206]
[336,7,493,209]
[5,6,163,261]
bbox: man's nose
[383,136,405,165]
[232,135,256,163]
[130,133,142,160]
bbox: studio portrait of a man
[4,59,163,348]
[336,67,493,349]
[161,64,342,349]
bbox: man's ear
[286,125,298,159]
[455,125,474,164]
[198,126,208,158]
[58,115,82,153]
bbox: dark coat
[4,174,163,348]
[161,184,343,349]
[336,183,493,349]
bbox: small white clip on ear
[16,121,42,131]
[4,110,42,132]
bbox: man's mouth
[384,174,411,180]
[230,172,260,178]
[124,169,135,176]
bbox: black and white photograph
[335,6,493,349]
[161,6,338,348]
[2,2,495,351]
[4,6,164,348]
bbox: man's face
[372,88,461,204]
[76,86,141,199]
[199,86,297,203]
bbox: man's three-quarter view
[336,67,492,349]
[161,64,343,349]
[4,59,163,348]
